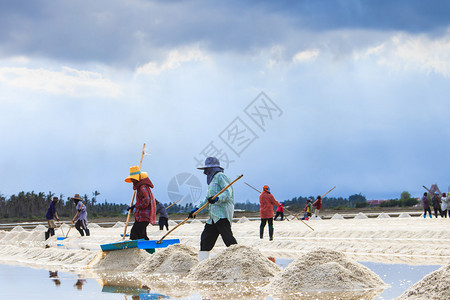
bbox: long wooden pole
[57,218,65,236]
[156,174,244,244]
[244,182,314,231]
[165,198,182,210]
[123,143,146,239]
[66,203,84,238]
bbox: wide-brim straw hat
[197,156,223,170]
[71,194,82,201]
[125,165,148,183]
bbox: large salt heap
[187,244,281,282]
[266,248,386,292]
[93,248,150,271]
[134,244,198,274]
[397,262,450,299]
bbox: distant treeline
[0,190,419,220]
[0,191,127,220]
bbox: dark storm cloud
[0,0,449,66]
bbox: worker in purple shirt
[421,192,432,218]
[155,200,169,231]
[45,196,60,240]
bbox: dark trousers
[433,207,442,218]
[130,221,149,240]
[274,211,283,220]
[442,210,448,218]
[200,218,237,251]
[159,216,169,230]
[260,218,274,240]
[75,220,90,236]
[423,208,432,217]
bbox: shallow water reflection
[0,261,442,299]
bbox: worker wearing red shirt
[259,185,281,241]
[312,195,322,217]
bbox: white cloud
[136,47,210,75]
[0,66,122,98]
[292,49,320,63]
[356,31,450,77]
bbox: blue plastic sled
[138,239,180,249]
[100,239,144,252]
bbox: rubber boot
[50,228,55,237]
[423,214,426,218]
[45,231,50,240]
[198,251,209,262]
[269,227,274,241]
[77,229,84,236]
[260,226,264,239]
[85,229,90,236]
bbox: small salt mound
[168,220,177,226]
[266,248,385,292]
[112,221,125,228]
[11,226,25,232]
[190,219,202,225]
[377,213,391,219]
[134,244,197,274]
[286,215,295,221]
[94,248,150,271]
[355,212,368,219]
[32,225,47,231]
[61,224,70,230]
[237,216,249,223]
[310,216,322,220]
[89,223,101,228]
[187,244,281,282]
[398,213,411,218]
[331,214,344,220]
[397,262,450,299]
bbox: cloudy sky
[1,0,450,207]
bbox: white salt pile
[187,244,281,282]
[355,212,368,219]
[190,219,203,225]
[93,248,150,271]
[32,225,47,231]
[89,223,101,228]
[398,212,411,218]
[134,244,197,274]
[11,226,25,232]
[237,216,249,223]
[331,214,344,220]
[310,215,322,220]
[266,248,386,292]
[168,220,177,226]
[112,221,125,228]
[377,213,391,219]
[397,262,450,299]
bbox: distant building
[367,200,389,207]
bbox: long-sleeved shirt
[421,195,430,209]
[441,196,448,211]
[74,202,87,221]
[156,202,168,219]
[259,192,281,219]
[133,177,156,224]
[197,172,234,224]
[45,201,57,220]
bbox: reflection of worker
[74,278,87,290]
[189,157,237,262]
[45,197,60,240]
[125,166,156,240]
[155,200,169,231]
[259,185,281,241]
[49,270,61,286]
[72,194,90,236]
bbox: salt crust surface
[266,248,386,292]
[187,244,281,282]
[94,248,150,271]
[331,213,344,220]
[377,213,391,219]
[134,244,197,274]
[397,262,450,300]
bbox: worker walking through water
[260,185,281,241]
[189,157,237,262]
[45,196,60,240]
[125,165,156,240]
[72,194,90,236]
